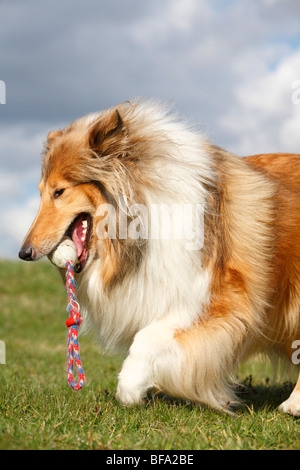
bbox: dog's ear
[44,129,64,155]
[89,109,125,155]
[89,109,126,156]
[47,129,63,143]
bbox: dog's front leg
[116,310,242,409]
[116,320,176,406]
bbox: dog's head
[19,106,132,276]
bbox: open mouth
[65,212,92,273]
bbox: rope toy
[49,239,86,390]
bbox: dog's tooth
[82,220,88,228]
[81,228,87,242]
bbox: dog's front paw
[278,390,300,416]
[116,381,145,406]
[116,348,153,406]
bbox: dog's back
[246,153,300,352]
[246,153,300,191]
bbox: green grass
[0,259,299,450]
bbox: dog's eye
[53,189,65,199]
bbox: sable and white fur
[19,100,300,415]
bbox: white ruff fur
[76,102,218,406]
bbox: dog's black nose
[18,246,34,261]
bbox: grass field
[0,259,299,450]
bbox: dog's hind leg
[278,370,300,416]
[278,340,300,416]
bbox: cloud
[0,122,49,172]
[1,0,300,258]
[0,195,40,259]
[219,50,300,154]
[0,124,45,258]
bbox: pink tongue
[72,222,84,258]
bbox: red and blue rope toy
[65,260,85,390]
[49,239,86,390]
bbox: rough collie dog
[19,100,300,415]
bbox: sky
[1,0,300,258]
